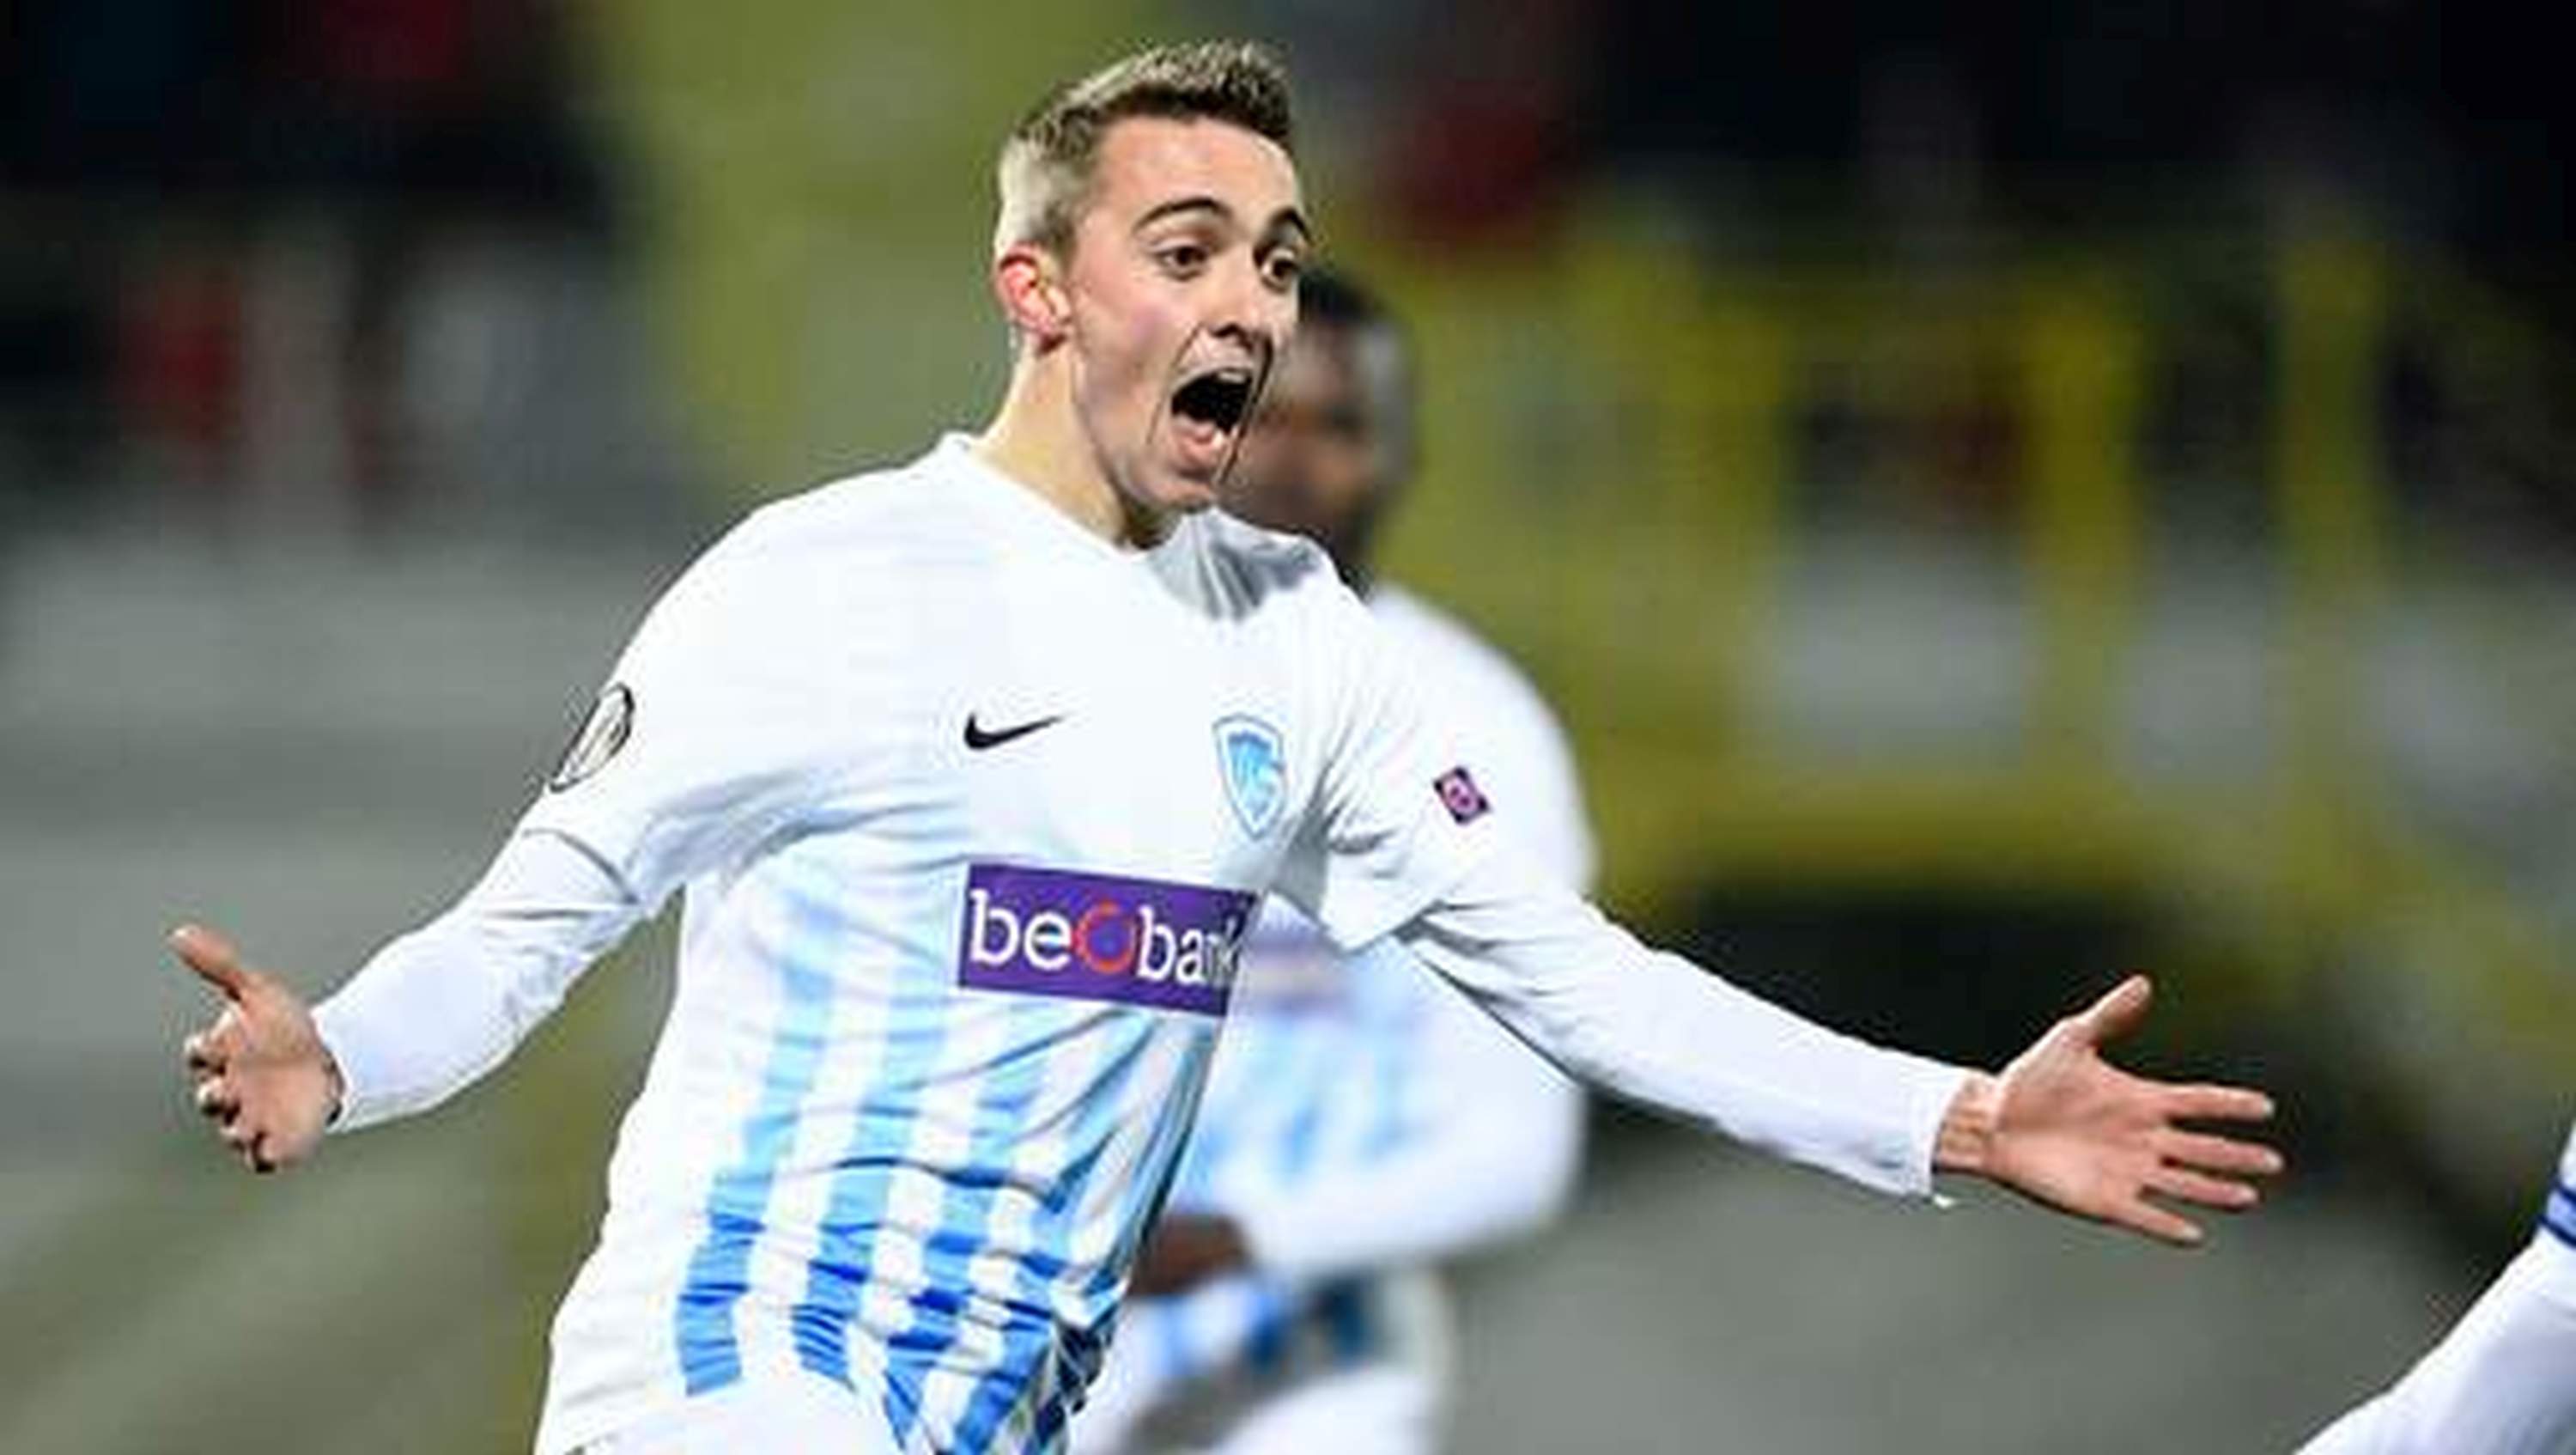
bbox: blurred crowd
[0,3,2567,553]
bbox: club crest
[1213,715,1287,839]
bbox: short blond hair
[994,40,1294,259]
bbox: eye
[1266,254,1304,292]
[1155,241,1210,277]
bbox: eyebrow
[1133,197,1315,249]
[1268,207,1315,248]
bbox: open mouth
[1170,367,1258,437]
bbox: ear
[993,244,1071,348]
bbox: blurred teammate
[1072,269,1590,1454]
[2296,1118,2576,1453]
[176,40,2281,1455]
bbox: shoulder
[724,452,951,566]
[1157,508,1348,621]
[621,450,963,662]
[690,447,967,592]
[1370,585,1568,738]
[1370,582,1595,881]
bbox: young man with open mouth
[177,40,2281,1455]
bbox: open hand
[1939,975,2282,1246]
[175,924,341,1173]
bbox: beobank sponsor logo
[957,863,1256,1017]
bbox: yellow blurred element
[1353,206,2572,1093]
[582,0,1170,491]
[583,2,2572,1169]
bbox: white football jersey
[517,437,1503,1454]
[1090,586,1595,1413]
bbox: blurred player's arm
[1212,616,1596,1283]
[1146,954,1583,1293]
[2296,1124,2576,1454]
[1139,628,1600,1291]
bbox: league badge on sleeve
[1434,764,1491,825]
[1213,715,1287,839]
[549,683,635,793]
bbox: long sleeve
[2296,1123,2576,1454]
[312,506,871,1134]
[1390,843,1970,1200]
[311,830,647,1130]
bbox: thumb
[171,923,254,1001]
[2074,973,2154,1045]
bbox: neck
[975,350,1170,550]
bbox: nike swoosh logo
[963,712,1067,752]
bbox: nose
[1211,254,1293,361]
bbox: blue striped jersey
[1080,587,1593,1429]
[519,438,1503,1453]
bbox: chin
[1105,470,1218,543]
[1149,469,1226,515]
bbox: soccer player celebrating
[1072,268,1594,1454]
[177,41,2281,1454]
[2296,1117,2576,1453]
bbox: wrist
[322,1049,346,1129]
[1934,1071,2001,1177]
[308,999,355,1131]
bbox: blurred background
[4,2,2572,1450]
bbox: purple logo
[957,863,1257,1017]
[1434,765,1491,825]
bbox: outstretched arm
[1254,573,2275,1245]
[174,508,874,1173]
[1394,846,2280,1247]
[1131,937,1584,1296]
[2296,1237,2576,1453]
[176,827,645,1171]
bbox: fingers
[2116,1129,2275,1247]
[2161,1129,2284,1178]
[2111,1196,2206,1247]
[181,1008,248,1075]
[175,930,266,1141]
[195,1078,307,1174]
[2073,974,2154,1044]
[2164,1083,2275,1124]
[192,1075,240,1123]
[210,1102,277,1172]
[184,1038,306,1176]
[170,923,254,1001]
[2147,1162,2263,1211]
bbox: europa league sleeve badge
[549,683,635,793]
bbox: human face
[1057,117,1309,530]
[1222,321,1392,583]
